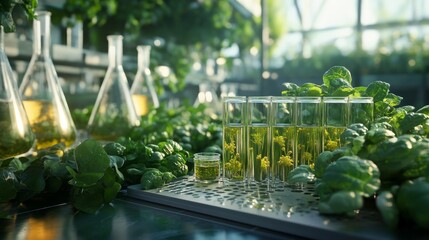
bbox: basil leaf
[75,139,110,173]
[322,66,352,88]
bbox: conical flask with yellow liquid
[0,26,35,160]
[130,45,159,116]
[19,11,77,150]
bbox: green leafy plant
[316,156,381,215]
[67,139,122,213]
[0,0,38,32]
[285,65,429,230]
[1,103,221,217]
[48,0,260,89]
[396,177,429,230]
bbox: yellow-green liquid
[23,100,76,150]
[195,161,219,182]
[296,126,322,166]
[132,94,149,116]
[323,126,346,151]
[272,125,295,182]
[223,125,245,181]
[0,100,34,159]
[248,125,270,182]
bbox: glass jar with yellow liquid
[19,11,77,150]
[130,45,159,117]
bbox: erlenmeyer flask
[19,11,77,150]
[194,81,221,114]
[87,35,139,141]
[130,45,159,116]
[0,26,35,160]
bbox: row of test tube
[222,96,374,186]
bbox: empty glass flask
[0,26,35,160]
[19,11,77,150]
[87,35,140,141]
[130,45,159,117]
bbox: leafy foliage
[48,0,260,88]
[0,0,38,32]
[397,178,429,230]
[282,66,403,120]
[284,66,429,230]
[1,103,221,216]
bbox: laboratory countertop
[0,192,298,240]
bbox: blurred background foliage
[7,0,429,108]
[48,0,261,89]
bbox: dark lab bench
[0,194,298,240]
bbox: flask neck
[34,11,52,57]
[137,45,151,70]
[108,35,123,67]
[0,26,4,50]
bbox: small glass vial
[130,45,159,117]
[87,35,140,141]
[19,11,77,150]
[194,152,220,183]
[0,26,35,160]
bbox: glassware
[271,96,296,183]
[88,35,140,141]
[194,81,221,114]
[296,97,322,167]
[220,83,238,98]
[19,11,76,150]
[130,45,159,117]
[194,152,220,183]
[0,26,35,160]
[247,96,271,184]
[322,97,348,151]
[349,97,374,126]
[222,96,246,182]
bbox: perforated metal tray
[127,177,397,240]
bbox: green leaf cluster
[49,0,260,89]
[316,156,381,215]
[112,137,189,188]
[140,168,175,190]
[396,178,429,230]
[0,0,37,32]
[2,102,221,217]
[316,111,429,228]
[66,140,122,213]
[0,143,72,217]
[282,66,403,121]
[126,103,222,154]
[285,65,429,230]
